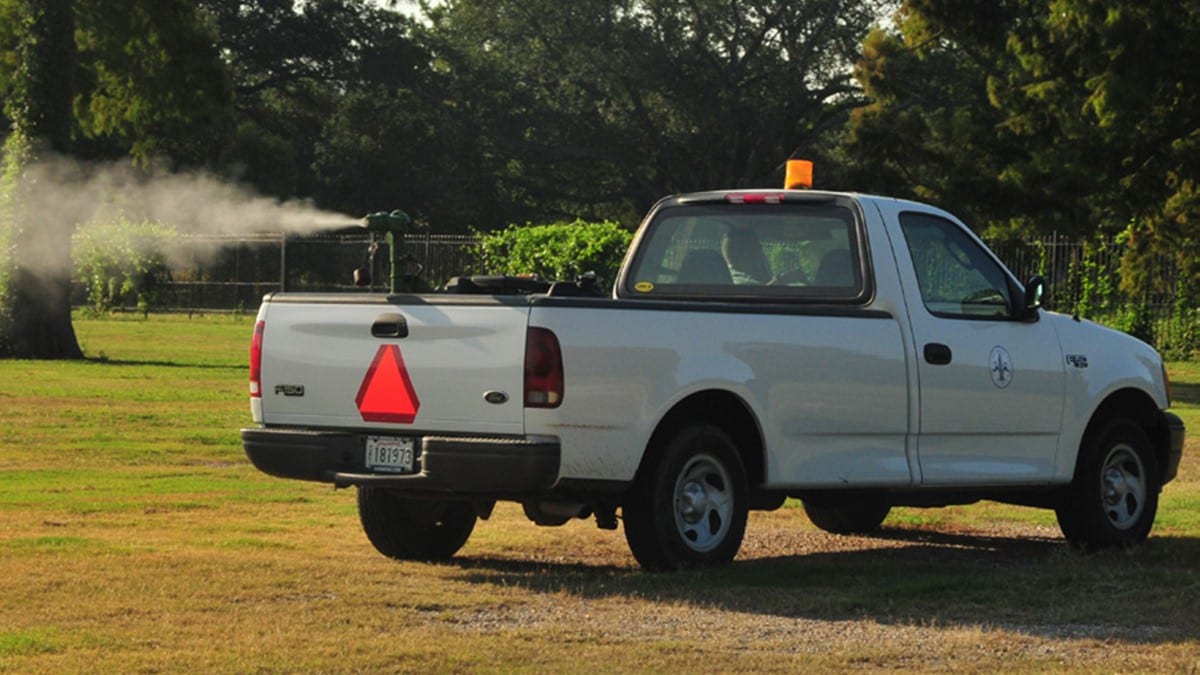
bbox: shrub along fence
[990,235,1196,359]
[72,230,1199,358]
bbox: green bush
[1161,308,1200,360]
[1098,305,1156,346]
[472,220,633,289]
[72,219,177,315]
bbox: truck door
[885,207,1066,485]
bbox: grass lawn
[0,313,1197,672]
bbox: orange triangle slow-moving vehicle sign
[355,345,421,423]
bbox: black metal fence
[990,234,1198,357]
[131,232,478,311]
[991,234,1181,313]
[82,229,1198,356]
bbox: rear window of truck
[621,202,868,303]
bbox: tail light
[249,321,264,398]
[524,327,563,408]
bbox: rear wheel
[357,487,476,561]
[1056,420,1160,550]
[623,424,748,571]
[803,497,890,535]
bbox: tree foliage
[422,0,885,222]
[0,0,231,356]
[847,1,1200,305]
[74,1,233,164]
[3,0,1197,345]
[197,0,427,201]
[849,1,1200,242]
[846,5,1024,231]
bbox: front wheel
[1056,420,1160,550]
[623,424,749,571]
[357,488,476,561]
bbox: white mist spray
[7,154,360,276]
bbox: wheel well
[637,390,765,487]
[1079,388,1165,478]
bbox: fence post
[280,233,287,292]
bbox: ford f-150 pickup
[242,163,1185,570]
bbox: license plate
[365,436,416,473]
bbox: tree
[312,85,521,230]
[995,1,1200,298]
[844,4,1032,232]
[197,0,421,200]
[849,0,1200,301]
[74,1,233,165]
[420,0,887,224]
[2,0,83,358]
[849,2,1200,240]
[0,0,233,357]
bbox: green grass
[0,313,1197,672]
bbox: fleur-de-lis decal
[990,346,1013,389]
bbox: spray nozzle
[361,209,413,234]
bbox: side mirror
[1021,276,1046,318]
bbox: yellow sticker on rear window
[634,281,654,293]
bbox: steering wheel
[768,267,809,286]
[962,288,1007,305]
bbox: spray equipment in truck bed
[353,209,427,293]
[441,271,603,297]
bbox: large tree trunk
[8,267,83,359]
[1,0,83,359]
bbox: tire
[357,487,476,561]
[803,498,890,535]
[623,424,749,571]
[1056,420,1160,550]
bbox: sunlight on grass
[0,315,1196,672]
[0,629,63,657]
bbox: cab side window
[899,212,1013,319]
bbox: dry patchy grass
[0,314,1198,672]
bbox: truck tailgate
[256,297,531,436]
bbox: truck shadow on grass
[88,356,243,371]
[447,528,1200,643]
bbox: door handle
[924,343,952,365]
[371,313,409,338]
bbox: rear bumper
[1161,411,1185,485]
[241,428,560,494]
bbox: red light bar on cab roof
[725,192,787,204]
[723,158,814,203]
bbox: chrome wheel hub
[1100,444,1146,531]
[672,453,733,553]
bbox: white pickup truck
[243,179,1184,570]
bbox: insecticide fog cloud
[5,155,358,276]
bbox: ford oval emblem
[483,390,509,405]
